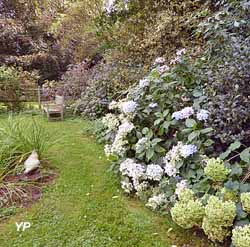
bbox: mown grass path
[0,117,213,247]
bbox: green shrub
[241,193,250,214]
[204,158,230,182]
[202,196,236,242]
[171,189,204,229]
[232,225,250,247]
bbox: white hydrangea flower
[139,78,150,88]
[181,107,194,118]
[121,180,134,193]
[158,65,170,74]
[154,57,166,64]
[110,134,127,156]
[170,57,181,65]
[121,100,137,114]
[180,144,197,158]
[102,113,120,131]
[133,179,149,193]
[197,109,209,121]
[149,102,158,108]
[146,164,164,181]
[172,111,183,120]
[165,164,177,177]
[175,180,188,196]
[172,107,194,120]
[146,194,167,210]
[119,159,145,180]
[118,121,134,136]
[164,142,183,177]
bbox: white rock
[24,150,40,174]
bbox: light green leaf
[228,141,241,151]
[185,119,197,128]
[240,148,250,163]
[188,131,199,142]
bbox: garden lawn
[0,116,213,247]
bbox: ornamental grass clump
[241,192,250,214]
[202,196,236,242]
[171,189,204,229]
[232,225,250,247]
[204,158,230,182]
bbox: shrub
[241,193,250,214]
[202,196,236,242]
[171,189,204,229]
[204,158,230,182]
[232,225,250,247]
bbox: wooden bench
[42,95,64,121]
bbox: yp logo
[16,222,31,231]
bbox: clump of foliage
[98,29,250,245]
[0,116,53,207]
[0,66,38,111]
[232,225,250,247]
[204,158,230,182]
[171,189,204,229]
[202,196,236,242]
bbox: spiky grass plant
[0,115,53,207]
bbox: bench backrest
[55,95,64,105]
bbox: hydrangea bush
[97,44,250,244]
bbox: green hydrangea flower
[202,196,236,242]
[171,189,204,229]
[232,225,250,247]
[217,188,238,202]
[204,158,230,182]
[241,192,250,214]
[178,188,194,203]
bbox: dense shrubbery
[98,34,250,245]
[0,66,38,110]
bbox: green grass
[0,115,214,247]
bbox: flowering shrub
[232,225,250,247]
[171,189,204,229]
[241,193,250,214]
[204,158,230,182]
[98,44,250,244]
[202,196,236,242]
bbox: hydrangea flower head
[158,65,170,74]
[181,107,194,118]
[139,78,150,88]
[146,194,167,210]
[197,109,209,121]
[180,144,197,158]
[154,57,166,64]
[172,107,194,120]
[146,164,164,181]
[121,100,137,114]
[172,111,183,120]
[149,102,158,108]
